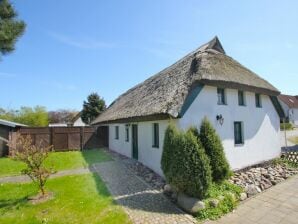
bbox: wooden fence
[9,126,108,152]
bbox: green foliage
[0,0,25,57]
[200,117,231,182]
[161,124,212,199]
[81,92,106,124]
[197,193,237,220]
[187,126,200,140]
[161,122,179,178]
[206,181,243,199]
[280,122,294,131]
[272,157,298,168]
[196,181,242,221]
[0,106,49,127]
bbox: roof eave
[199,79,280,96]
[92,113,174,125]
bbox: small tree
[0,0,26,58]
[161,124,212,199]
[8,134,53,196]
[81,93,106,124]
[199,117,231,182]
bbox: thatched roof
[93,37,280,124]
[278,94,298,108]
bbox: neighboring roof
[93,37,280,124]
[0,119,27,128]
[71,112,82,123]
[278,94,298,108]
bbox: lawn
[0,149,112,177]
[288,136,298,144]
[0,173,131,224]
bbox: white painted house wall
[107,85,281,176]
[279,100,298,126]
[293,109,298,126]
[73,117,86,127]
[178,85,281,170]
[108,120,169,175]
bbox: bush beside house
[161,124,212,199]
[199,117,231,182]
[162,118,238,220]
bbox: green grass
[0,173,131,224]
[0,149,112,177]
[196,181,243,221]
[272,157,298,168]
[288,136,298,144]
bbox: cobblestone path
[92,161,197,224]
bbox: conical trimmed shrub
[161,122,179,182]
[161,124,212,199]
[199,117,231,182]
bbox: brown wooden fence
[9,126,108,152]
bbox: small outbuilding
[0,119,27,157]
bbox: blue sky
[0,0,297,111]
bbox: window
[152,123,159,148]
[115,126,119,139]
[255,93,262,108]
[217,88,226,105]
[238,91,245,106]
[234,122,244,145]
[125,125,129,142]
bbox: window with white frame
[238,90,246,106]
[255,93,262,108]
[217,88,226,105]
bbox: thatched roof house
[93,37,279,124]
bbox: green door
[132,124,138,160]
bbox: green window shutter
[152,123,159,148]
[234,122,244,145]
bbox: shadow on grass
[0,197,28,211]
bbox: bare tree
[8,134,53,196]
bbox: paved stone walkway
[92,161,197,224]
[205,175,298,224]
[0,167,91,183]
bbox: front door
[132,124,138,160]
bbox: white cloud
[48,31,116,49]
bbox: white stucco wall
[289,108,298,126]
[108,121,169,175]
[107,85,281,175]
[278,100,298,126]
[178,85,281,170]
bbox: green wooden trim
[179,84,204,117]
[270,96,285,118]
